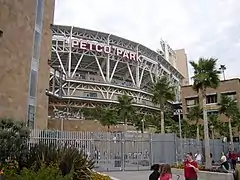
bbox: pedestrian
[149,164,160,180]
[194,151,202,165]
[220,153,230,171]
[159,164,172,180]
[230,149,237,170]
[184,152,199,180]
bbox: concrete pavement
[104,171,184,180]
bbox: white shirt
[221,155,227,162]
[195,153,202,161]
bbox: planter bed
[172,168,234,180]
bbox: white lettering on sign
[70,38,138,61]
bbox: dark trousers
[232,159,237,170]
[185,178,197,180]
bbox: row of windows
[186,92,237,106]
[27,0,45,129]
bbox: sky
[54,0,240,81]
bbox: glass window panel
[30,70,38,97]
[33,31,41,60]
[28,105,35,129]
[36,0,44,27]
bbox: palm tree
[98,107,118,131]
[148,114,162,133]
[117,94,135,132]
[219,95,240,150]
[131,113,151,133]
[190,57,220,168]
[181,119,195,138]
[208,114,220,139]
[187,105,203,142]
[152,76,176,134]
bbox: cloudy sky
[54,0,240,80]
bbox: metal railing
[29,130,237,171]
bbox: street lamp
[219,65,226,80]
[141,118,145,160]
[177,109,183,161]
[210,125,214,139]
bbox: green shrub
[91,172,111,180]
[5,163,73,180]
[21,143,94,180]
[0,118,30,162]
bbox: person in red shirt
[230,149,237,170]
[184,152,199,180]
[159,164,172,180]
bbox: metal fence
[29,130,239,172]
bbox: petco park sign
[68,38,138,61]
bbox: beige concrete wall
[48,119,139,132]
[0,0,55,129]
[0,0,36,121]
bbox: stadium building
[47,25,187,131]
[0,1,189,131]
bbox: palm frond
[151,76,176,108]
[190,57,220,92]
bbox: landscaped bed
[171,163,235,180]
[0,119,111,180]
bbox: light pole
[177,109,183,161]
[210,125,214,139]
[141,118,145,159]
[219,65,226,80]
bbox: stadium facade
[47,25,185,126]
[0,1,188,130]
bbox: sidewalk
[105,171,185,180]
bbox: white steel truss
[48,25,184,115]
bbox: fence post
[149,133,153,165]
[120,132,125,171]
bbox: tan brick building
[181,78,240,121]
[175,49,189,86]
[0,0,55,129]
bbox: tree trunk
[160,111,165,134]
[196,123,200,142]
[212,129,214,139]
[238,127,240,144]
[202,92,212,169]
[196,124,200,151]
[228,119,234,150]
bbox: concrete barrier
[172,168,234,180]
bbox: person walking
[184,153,199,180]
[230,150,237,170]
[194,151,202,165]
[159,164,172,180]
[149,164,161,180]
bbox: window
[36,0,44,27]
[28,105,35,129]
[33,31,41,60]
[31,58,39,71]
[222,92,237,101]
[186,97,198,106]
[206,94,217,104]
[207,110,218,116]
[30,70,38,97]
[84,92,97,98]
